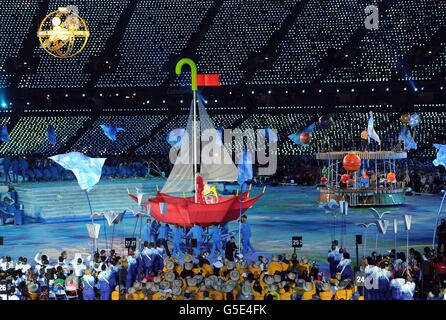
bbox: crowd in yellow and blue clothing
[2,240,445,300]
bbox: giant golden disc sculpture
[37,6,89,58]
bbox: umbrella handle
[176,58,197,91]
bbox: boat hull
[129,191,263,227]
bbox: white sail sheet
[161,97,238,194]
[161,103,196,193]
[198,98,238,182]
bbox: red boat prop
[129,58,265,227]
[129,190,264,228]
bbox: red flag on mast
[196,74,221,86]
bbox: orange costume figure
[196,173,204,203]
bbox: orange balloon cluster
[343,153,361,172]
[341,174,350,184]
[299,132,311,145]
[387,172,396,182]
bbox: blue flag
[49,152,106,191]
[398,126,417,150]
[100,124,125,142]
[433,144,446,169]
[408,113,420,128]
[167,128,185,148]
[217,126,224,145]
[46,124,57,145]
[288,123,316,147]
[260,127,278,143]
[0,126,10,143]
[237,151,253,186]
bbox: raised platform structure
[316,151,407,207]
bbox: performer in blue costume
[240,215,255,256]
[3,156,11,183]
[143,219,152,244]
[97,264,111,300]
[187,224,204,256]
[158,223,171,257]
[141,241,155,277]
[11,157,19,183]
[327,242,341,277]
[151,220,159,244]
[171,225,185,259]
[82,269,96,300]
[126,249,140,290]
[209,223,223,258]
[19,157,28,182]
[153,242,165,274]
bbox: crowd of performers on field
[1,218,446,300]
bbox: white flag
[403,215,412,231]
[376,219,390,235]
[367,111,381,145]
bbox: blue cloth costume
[187,225,204,256]
[141,247,154,276]
[153,246,164,274]
[19,158,28,181]
[143,222,152,244]
[3,157,11,183]
[126,254,139,289]
[11,158,19,183]
[172,226,184,258]
[82,274,96,300]
[241,221,255,255]
[210,225,223,257]
[151,220,159,244]
[158,224,169,240]
[98,270,111,300]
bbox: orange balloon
[401,114,410,124]
[299,132,311,144]
[343,153,361,172]
[360,130,368,140]
[387,172,396,182]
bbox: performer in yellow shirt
[319,282,333,300]
[267,256,283,275]
[301,282,316,300]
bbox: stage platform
[11,178,162,222]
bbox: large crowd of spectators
[1,155,445,195]
[1,233,446,300]
[0,156,170,183]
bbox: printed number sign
[355,272,366,287]
[292,236,303,248]
[0,280,8,294]
[125,237,137,249]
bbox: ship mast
[193,89,198,203]
[176,58,199,203]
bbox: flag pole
[432,191,446,249]
[193,90,197,203]
[238,183,242,254]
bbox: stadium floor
[0,182,442,268]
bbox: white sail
[161,97,238,194]
[161,103,196,193]
[197,98,238,182]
